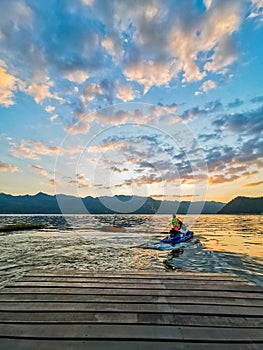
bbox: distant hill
[218,196,263,214]
[0,192,225,214]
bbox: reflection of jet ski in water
[161,224,194,245]
[163,247,184,270]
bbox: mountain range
[0,192,224,214]
[0,192,262,214]
[218,196,263,214]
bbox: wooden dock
[0,270,262,349]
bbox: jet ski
[161,227,194,244]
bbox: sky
[0,0,262,203]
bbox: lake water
[0,214,262,288]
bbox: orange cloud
[151,194,165,199]
[12,140,60,159]
[68,173,91,188]
[88,140,128,152]
[124,61,172,94]
[0,161,18,173]
[63,69,89,84]
[116,84,139,102]
[0,67,16,106]
[137,176,163,185]
[201,80,217,92]
[49,178,58,186]
[27,83,52,104]
[243,181,263,187]
[101,36,123,62]
[32,165,48,177]
[209,174,239,185]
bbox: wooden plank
[0,324,263,341]
[2,287,262,298]
[0,293,262,306]
[24,270,240,275]
[22,275,249,282]
[15,279,250,287]
[0,339,262,350]
[0,302,262,316]
[26,271,240,277]
[8,281,261,292]
[0,311,262,327]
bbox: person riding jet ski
[170,214,183,237]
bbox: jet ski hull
[161,230,194,244]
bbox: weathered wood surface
[1,293,262,306]
[22,274,249,282]
[2,287,262,299]
[0,311,262,327]
[1,301,262,315]
[0,339,260,350]
[0,271,262,350]
[1,323,263,340]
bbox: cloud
[0,67,17,106]
[170,0,241,80]
[0,0,245,112]
[227,98,244,109]
[169,29,206,83]
[101,36,123,62]
[251,95,263,103]
[80,82,104,108]
[66,120,91,135]
[50,114,59,122]
[82,0,94,5]
[198,133,219,142]
[68,173,91,188]
[26,83,53,104]
[116,84,139,102]
[151,103,177,115]
[87,139,129,153]
[209,174,239,185]
[150,194,165,199]
[0,0,106,107]
[202,132,263,186]
[86,132,208,188]
[45,105,55,113]
[204,36,238,73]
[63,69,89,84]
[201,80,217,92]
[205,145,236,173]
[203,0,213,10]
[213,105,263,136]
[12,140,60,159]
[248,0,263,21]
[137,174,163,185]
[66,106,168,135]
[32,165,48,177]
[0,160,18,172]
[179,100,222,121]
[65,111,93,135]
[124,61,172,94]
[243,180,263,187]
[148,103,178,123]
[0,0,33,32]
[195,80,217,95]
[49,178,58,186]
[237,137,263,163]
[109,166,129,173]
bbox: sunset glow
[0,0,262,203]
